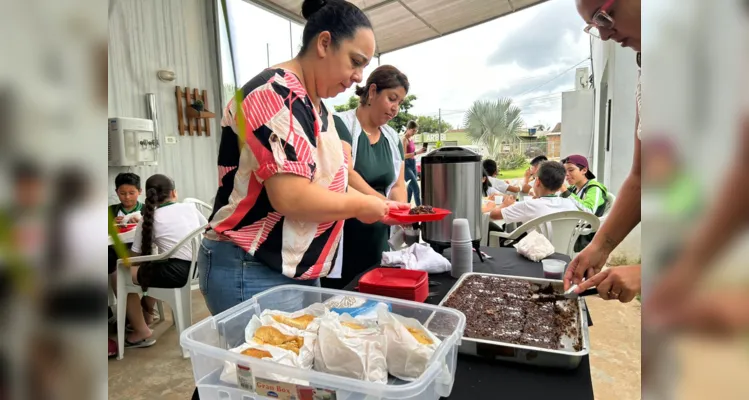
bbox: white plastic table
[108,228,136,246]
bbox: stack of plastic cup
[450,218,473,278]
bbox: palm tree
[463,98,525,160]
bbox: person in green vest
[560,155,608,251]
[322,65,410,289]
[561,154,608,216]
[109,172,143,224]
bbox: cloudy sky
[225,0,591,130]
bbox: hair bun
[354,85,366,97]
[301,0,327,20]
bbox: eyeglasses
[584,0,617,39]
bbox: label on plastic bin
[236,364,255,391]
[251,377,337,400]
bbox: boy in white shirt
[490,161,582,225]
[521,155,548,196]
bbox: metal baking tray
[430,272,590,369]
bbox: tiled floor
[108,291,642,400]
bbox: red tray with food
[388,205,451,223]
[357,268,429,302]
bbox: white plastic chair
[115,224,207,360]
[489,211,601,257]
[183,197,213,217]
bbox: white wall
[560,89,595,160]
[589,40,640,262]
[590,41,637,193]
[108,0,220,205]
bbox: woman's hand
[481,201,496,214]
[355,195,389,224]
[574,265,641,303]
[128,215,141,223]
[114,216,125,224]
[381,201,411,225]
[564,243,610,290]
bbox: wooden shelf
[175,86,214,136]
[186,107,216,119]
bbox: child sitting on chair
[125,174,207,348]
[108,173,142,276]
[489,161,584,225]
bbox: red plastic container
[387,207,451,223]
[357,268,429,302]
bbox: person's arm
[506,184,521,193]
[265,174,383,223]
[389,158,407,203]
[521,168,533,194]
[564,103,643,289]
[489,195,518,220]
[589,133,642,255]
[646,118,749,316]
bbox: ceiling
[246,0,550,55]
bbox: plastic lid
[421,146,482,164]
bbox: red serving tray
[358,268,429,302]
[387,207,451,223]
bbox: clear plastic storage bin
[181,285,466,400]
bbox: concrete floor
[108,291,642,400]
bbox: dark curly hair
[140,174,175,256]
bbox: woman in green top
[322,65,409,289]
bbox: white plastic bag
[313,314,388,383]
[514,230,555,262]
[244,315,317,370]
[377,306,441,381]
[381,243,451,274]
[219,342,309,388]
[256,303,329,335]
[388,225,406,250]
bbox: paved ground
[108,290,642,400]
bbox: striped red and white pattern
[207,69,348,280]
[217,165,237,187]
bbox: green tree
[334,96,360,113]
[463,98,525,161]
[416,115,453,133]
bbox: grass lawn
[498,165,529,180]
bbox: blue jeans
[405,165,421,206]
[197,238,319,316]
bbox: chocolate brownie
[442,275,581,350]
